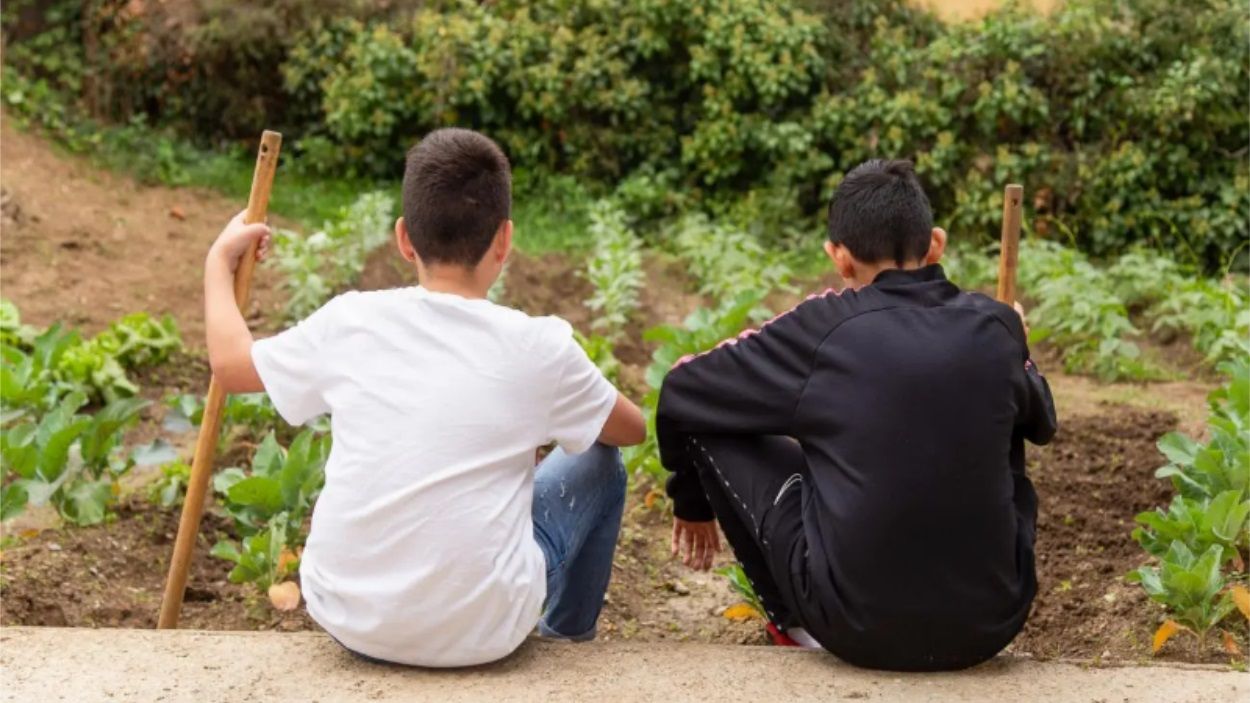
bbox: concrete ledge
[0,627,1244,702]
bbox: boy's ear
[925,227,947,265]
[395,217,418,264]
[825,240,854,280]
[492,219,513,263]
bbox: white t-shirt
[251,286,617,667]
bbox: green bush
[4,0,1247,266]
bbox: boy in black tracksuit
[657,160,1057,671]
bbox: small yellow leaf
[1152,619,1185,654]
[268,581,301,611]
[643,489,663,509]
[110,482,121,497]
[1231,585,1250,621]
[1222,630,1242,656]
[723,602,762,622]
[19,529,39,539]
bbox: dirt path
[0,121,285,348]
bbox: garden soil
[0,122,287,346]
[0,125,1234,664]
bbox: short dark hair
[827,159,933,265]
[402,128,512,267]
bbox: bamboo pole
[997,184,1024,305]
[158,131,282,629]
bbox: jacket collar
[871,264,949,287]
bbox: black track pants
[687,434,810,630]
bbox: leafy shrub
[1109,250,1250,365]
[1153,360,1250,508]
[1,301,181,415]
[1016,241,1162,381]
[945,241,1248,381]
[271,191,396,321]
[1128,357,1250,654]
[6,0,1246,265]
[148,461,192,509]
[1127,542,1238,654]
[1133,491,1249,568]
[211,430,330,592]
[671,214,794,303]
[583,201,644,340]
[575,332,622,387]
[1,391,147,525]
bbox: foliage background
[3,0,1247,269]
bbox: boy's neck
[419,264,493,300]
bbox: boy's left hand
[210,210,272,272]
[672,518,720,571]
[1013,301,1030,337]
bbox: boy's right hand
[209,210,272,273]
[672,518,720,571]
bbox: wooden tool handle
[158,131,282,629]
[996,184,1024,305]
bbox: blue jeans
[531,443,627,640]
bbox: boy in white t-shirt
[202,128,646,667]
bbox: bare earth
[0,121,285,347]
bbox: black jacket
[657,265,1058,670]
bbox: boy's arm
[1010,302,1058,446]
[1020,359,1058,446]
[598,392,646,447]
[657,295,839,521]
[204,212,271,394]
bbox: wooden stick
[997,184,1024,305]
[158,131,282,629]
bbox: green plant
[212,430,329,540]
[1127,541,1238,653]
[1133,491,1250,567]
[211,518,299,592]
[1109,249,1250,365]
[575,332,622,387]
[148,461,192,509]
[583,201,644,340]
[210,429,329,593]
[271,191,395,321]
[1,303,182,414]
[1129,355,1250,654]
[717,563,767,619]
[0,391,147,525]
[167,392,281,439]
[1154,359,1250,503]
[7,0,1247,267]
[671,214,794,304]
[1016,240,1164,381]
[0,299,38,348]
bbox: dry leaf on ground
[723,603,762,622]
[1151,619,1185,654]
[1221,630,1242,656]
[1231,584,1250,621]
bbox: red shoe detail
[766,622,799,647]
